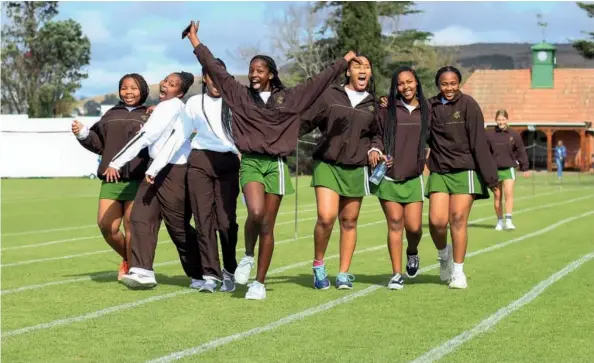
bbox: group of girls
[72,19,529,299]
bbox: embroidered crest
[368,105,374,112]
[453,111,461,120]
[509,136,514,143]
[140,114,149,122]
[276,95,284,105]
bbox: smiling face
[438,71,460,101]
[248,59,273,92]
[119,77,142,106]
[396,71,418,102]
[496,114,508,130]
[158,73,183,102]
[346,56,371,92]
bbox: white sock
[453,262,464,276]
[438,246,449,260]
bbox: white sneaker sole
[121,276,157,290]
[449,282,468,289]
[406,270,419,279]
[388,283,404,290]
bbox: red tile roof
[462,69,594,124]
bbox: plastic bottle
[369,155,391,185]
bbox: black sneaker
[388,273,404,290]
[406,254,419,278]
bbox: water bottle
[369,155,391,185]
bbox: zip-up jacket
[485,127,529,171]
[193,43,348,157]
[427,92,498,188]
[299,84,379,166]
[76,105,149,181]
[372,99,432,180]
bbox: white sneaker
[199,279,218,293]
[495,220,504,231]
[504,219,516,230]
[449,273,468,289]
[234,255,255,285]
[121,272,157,289]
[245,281,266,300]
[189,278,205,290]
[438,245,453,282]
[220,269,236,292]
[387,273,404,290]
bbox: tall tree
[1,1,91,117]
[573,2,594,59]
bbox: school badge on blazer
[368,105,374,112]
[140,114,149,122]
[453,111,461,120]
[276,95,284,105]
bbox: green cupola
[530,42,556,88]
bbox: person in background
[425,66,499,290]
[147,59,241,294]
[486,109,530,231]
[71,73,150,281]
[554,140,567,180]
[370,66,430,290]
[104,72,203,290]
[299,54,379,291]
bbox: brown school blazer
[77,105,149,182]
[486,127,530,171]
[193,43,348,157]
[427,92,498,188]
[299,84,379,167]
[372,99,432,181]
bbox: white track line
[2,194,591,293]
[409,252,594,363]
[143,210,594,363]
[3,207,591,340]
[0,204,319,239]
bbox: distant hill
[78,43,594,112]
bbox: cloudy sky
[49,1,593,98]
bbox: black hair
[118,73,149,107]
[175,71,195,98]
[343,54,376,97]
[434,66,462,87]
[248,54,285,108]
[385,66,430,169]
[202,58,233,141]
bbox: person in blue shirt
[554,140,567,180]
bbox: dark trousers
[129,163,202,279]
[187,150,240,280]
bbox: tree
[83,99,101,116]
[1,2,91,117]
[101,94,120,105]
[573,2,594,59]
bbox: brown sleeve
[285,58,348,113]
[370,107,386,152]
[513,131,530,171]
[193,44,247,108]
[465,98,498,188]
[78,122,105,155]
[298,94,328,137]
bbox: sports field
[2,173,593,362]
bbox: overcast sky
[47,1,593,98]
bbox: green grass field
[2,173,594,362]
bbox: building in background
[463,42,594,172]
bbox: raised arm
[109,99,181,171]
[186,21,245,108]
[298,94,328,138]
[465,98,498,189]
[285,55,352,113]
[73,120,104,155]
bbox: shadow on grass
[264,271,443,289]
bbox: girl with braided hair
[104,71,203,289]
[148,59,241,293]
[71,73,150,280]
[186,20,358,300]
[370,67,431,290]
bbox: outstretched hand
[379,96,388,108]
[186,20,201,48]
[103,167,120,183]
[71,120,83,135]
[343,51,360,64]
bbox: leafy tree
[1,1,90,117]
[83,99,101,116]
[573,2,594,59]
[101,94,120,105]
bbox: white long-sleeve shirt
[146,93,238,176]
[109,98,191,170]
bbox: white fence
[0,114,103,178]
